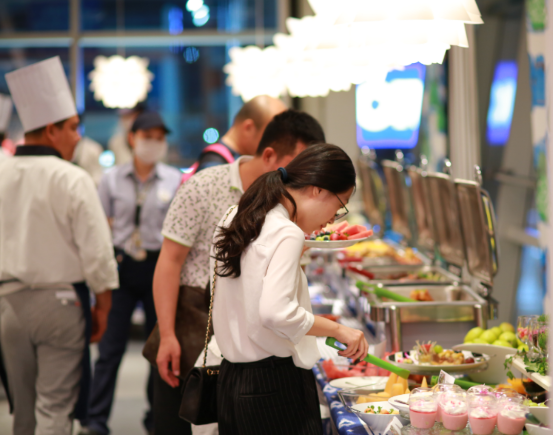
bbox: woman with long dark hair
[210,144,369,434]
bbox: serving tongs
[325,337,410,379]
[355,281,417,303]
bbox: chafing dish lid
[455,179,498,286]
[382,160,412,241]
[426,172,465,268]
[407,166,436,256]
[358,155,386,232]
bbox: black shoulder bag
[178,206,235,425]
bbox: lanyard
[133,175,155,229]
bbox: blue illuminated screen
[486,60,518,146]
[356,63,426,149]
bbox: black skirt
[217,356,322,435]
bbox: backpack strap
[202,143,235,164]
[180,143,236,184]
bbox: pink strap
[203,144,235,164]
[180,143,236,184]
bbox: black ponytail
[213,143,356,278]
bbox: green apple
[493,340,513,348]
[499,332,517,347]
[500,322,515,333]
[464,327,484,343]
[480,331,498,344]
[516,338,523,347]
[490,327,502,338]
[473,338,489,344]
[518,344,529,352]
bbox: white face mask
[134,138,168,164]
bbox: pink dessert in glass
[497,405,526,435]
[469,407,498,435]
[441,398,468,430]
[410,401,437,429]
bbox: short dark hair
[255,110,325,157]
[25,118,68,137]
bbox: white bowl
[452,343,517,384]
[388,394,410,415]
[350,401,410,433]
[526,423,551,435]
[529,406,550,425]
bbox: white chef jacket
[211,203,320,370]
[0,146,119,296]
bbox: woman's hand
[334,324,369,362]
[156,334,181,388]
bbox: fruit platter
[386,341,490,375]
[304,222,373,249]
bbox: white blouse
[211,204,320,370]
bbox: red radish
[347,230,373,240]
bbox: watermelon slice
[348,230,373,240]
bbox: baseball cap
[131,111,171,134]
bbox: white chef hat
[5,56,77,133]
[0,94,12,133]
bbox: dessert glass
[497,395,527,435]
[432,383,462,422]
[409,388,438,429]
[468,393,499,435]
[439,390,468,431]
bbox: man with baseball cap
[0,56,119,435]
[79,111,181,435]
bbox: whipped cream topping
[410,400,437,413]
[500,404,526,419]
[469,407,497,419]
[441,398,468,415]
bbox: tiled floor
[0,341,151,435]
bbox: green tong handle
[325,337,410,379]
[356,281,417,303]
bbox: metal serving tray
[345,264,461,286]
[362,284,489,351]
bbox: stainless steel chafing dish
[361,284,489,351]
[358,164,499,352]
[350,158,455,283]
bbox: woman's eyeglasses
[334,193,349,221]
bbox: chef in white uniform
[0,56,119,435]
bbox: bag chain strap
[203,205,236,369]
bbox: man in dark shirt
[195,95,286,172]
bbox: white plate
[386,352,490,375]
[452,343,517,384]
[350,401,410,433]
[388,394,410,414]
[329,376,388,391]
[304,237,372,249]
